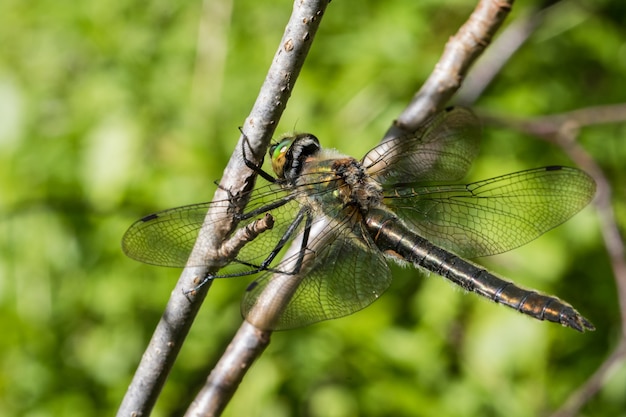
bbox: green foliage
[0,0,623,416]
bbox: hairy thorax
[291,149,384,219]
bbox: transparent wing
[122,201,216,267]
[241,212,392,330]
[384,166,596,258]
[362,107,481,185]
[121,179,306,273]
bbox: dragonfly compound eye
[270,138,293,178]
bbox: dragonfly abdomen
[440,259,595,332]
[365,207,594,332]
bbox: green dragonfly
[122,107,596,332]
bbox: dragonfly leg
[255,207,311,272]
[288,209,313,275]
[245,208,313,291]
[202,207,310,282]
[184,213,277,293]
[240,128,277,183]
[182,207,310,294]
[236,194,294,221]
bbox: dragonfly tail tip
[566,314,595,333]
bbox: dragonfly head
[269,133,320,180]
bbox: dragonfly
[122,107,596,332]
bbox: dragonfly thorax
[330,157,384,215]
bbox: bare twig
[551,341,626,417]
[216,213,275,263]
[456,5,543,105]
[185,321,272,417]
[480,106,626,417]
[456,0,577,105]
[384,0,514,141]
[503,104,626,133]
[117,0,330,415]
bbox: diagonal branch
[455,0,581,105]
[116,1,331,416]
[456,3,545,105]
[384,0,514,140]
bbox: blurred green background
[1,0,625,416]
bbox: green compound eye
[270,138,294,178]
[269,139,290,160]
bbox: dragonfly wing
[385,166,596,258]
[241,213,392,330]
[363,107,481,185]
[122,201,214,267]
[121,180,304,272]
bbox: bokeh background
[1,0,625,416]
